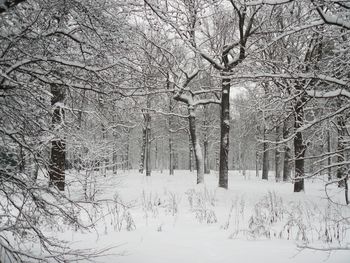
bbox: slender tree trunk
[155,138,158,171]
[327,129,332,181]
[336,115,346,187]
[282,119,291,181]
[203,105,210,174]
[255,148,259,177]
[188,105,204,184]
[275,125,281,182]
[126,129,130,170]
[204,139,210,174]
[167,74,174,175]
[294,97,306,192]
[189,134,194,172]
[219,74,230,189]
[262,128,269,180]
[49,85,66,191]
[169,136,174,175]
[101,124,107,177]
[139,126,146,173]
[113,150,117,174]
[145,111,151,177]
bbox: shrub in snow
[248,191,284,239]
[164,191,181,216]
[141,190,160,220]
[111,194,136,232]
[186,188,217,224]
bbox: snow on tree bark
[188,105,204,184]
[262,129,269,180]
[282,118,292,182]
[275,125,282,182]
[293,96,306,192]
[219,74,230,189]
[49,84,66,191]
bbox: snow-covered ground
[56,170,350,262]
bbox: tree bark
[203,105,210,174]
[188,105,204,184]
[145,112,151,177]
[219,74,230,189]
[169,136,174,175]
[282,119,291,182]
[139,126,146,173]
[262,138,269,180]
[327,129,332,181]
[293,97,306,192]
[336,114,346,187]
[255,143,260,177]
[189,135,194,172]
[275,125,281,182]
[49,85,66,191]
[204,139,210,174]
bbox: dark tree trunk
[189,135,194,172]
[203,105,210,174]
[219,74,230,189]
[275,125,281,182]
[262,140,269,180]
[345,174,349,205]
[293,97,306,192]
[336,115,346,187]
[294,131,305,192]
[113,150,118,174]
[255,144,260,177]
[167,74,174,176]
[155,138,158,170]
[327,129,332,181]
[188,106,204,184]
[282,119,291,182]
[145,112,151,177]
[49,85,66,191]
[204,139,210,174]
[139,127,146,173]
[125,128,130,170]
[169,136,174,175]
[101,124,107,177]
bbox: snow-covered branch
[307,89,350,99]
[315,6,350,29]
[246,0,294,5]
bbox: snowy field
[47,170,349,262]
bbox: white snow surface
[49,170,350,262]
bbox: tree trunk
[327,129,331,181]
[167,75,174,176]
[188,105,204,184]
[282,119,291,182]
[203,105,210,174]
[101,124,107,177]
[145,112,151,177]
[336,115,346,187]
[204,139,210,174]
[262,128,269,180]
[275,125,281,182]
[49,85,66,191]
[294,97,306,192]
[155,137,158,170]
[113,150,118,174]
[255,141,260,177]
[139,126,146,174]
[189,134,194,172]
[219,74,230,189]
[126,129,130,170]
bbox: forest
[0,0,350,262]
